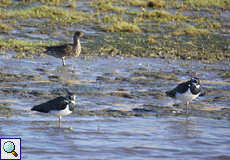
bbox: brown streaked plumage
[45,31,88,66]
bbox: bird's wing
[45,45,73,54]
[165,89,177,97]
[45,44,67,50]
[63,45,74,53]
[166,81,190,97]
[31,97,68,113]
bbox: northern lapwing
[165,77,201,113]
[31,89,76,124]
[45,31,88,66]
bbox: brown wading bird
[45,31,88,66]
[165,77,201,113]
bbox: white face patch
[69,95,76,104]
[192,82,200,88]
[70,100,76,105]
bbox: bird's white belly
[49,105,72,117]
[176,88,199,102]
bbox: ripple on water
[1,117,229,159]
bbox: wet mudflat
[0,0,230,159]
[0,53,230,159]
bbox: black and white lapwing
[45,31,88,66]
[31,89,76,124]
[165,77,201,113]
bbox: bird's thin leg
[62,57,66,66]
[186,102,189,114]
[59,117,61,126]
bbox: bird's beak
[83,35,88,39]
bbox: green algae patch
[184,0,230,10]
[108,92,139,99]
[83,33,229,61]
[123,0,146,7]
[0,104,19,118]
[124,0,165,8]
[147,35,157,43]
[146,0,165,8]
[73,108,155,118]
[68,1,77,8]
[0,1,229,62]
[98,45,121,56]
[173,102,205,108]
[0,72,28,82]
[219,70,230,80]
[96,2,125,12]
[0,6,67,18]
[96,76,115,82]
[0,21,13,32]
[49,75,62,81]
[0,6,91,23]
[143,90,167,100]
[72,105,230,119]
[141,10,173,19]
[0,104,14,111]
[0,0,11,7]
[0,38,59,57]
[131,10,191,23]
[124,0,230,10]
[115,76,146,82]
[172,26,210,36]
[17,0,67,5]
[200,88,229,96]
[211,22,221,29]
[104,21,141,33]
[102,72,120,76]
[133,71,178,80]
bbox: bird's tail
[165,90,175,97]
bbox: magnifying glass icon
[3,141,18,157]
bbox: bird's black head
[190,77,201,87]
[65,89,76,101]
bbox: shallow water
[1,116,230,159]
[0,52,230,159]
